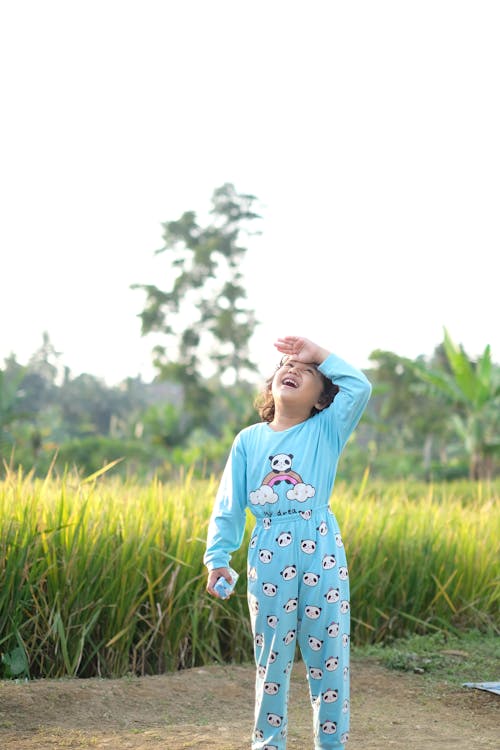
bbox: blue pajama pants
[246,505,350,750]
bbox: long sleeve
[203,431,248,571]
[318,353,372,451]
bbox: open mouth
[282,377,299,388]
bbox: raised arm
[319,351,371,448]
[275,335,372,448]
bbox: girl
[205,335,371,750]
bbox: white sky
[1,1,499,386]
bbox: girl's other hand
[206,567,233,598]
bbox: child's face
[271,359,326,413]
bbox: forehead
[280,357,319,371]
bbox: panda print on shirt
[249,453,316,505]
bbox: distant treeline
[1,329,498,482]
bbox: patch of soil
[0,657,498,749]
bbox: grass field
[0,468,498,679]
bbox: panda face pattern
[308,636,323,651]
[299,510,312,520]
[322,554,336,569]
[322,688,338,703]
[263,582,278,597]
[247,481,351,726]
[341,732,349,743]
[280,565,297,580]
[321,720,337,735]
[263,518,271,529]
[264,681,280,695]
[343,666,349,679]
[283,597,298,613]
[248,595,259,616]
[300,539,316,554]
[327,621,340,637]
[263,746,278,750]
[259,549,273,564]
[247,566,257,581]
[267,713,282,728]
[325,656,339,671]
[305,605,322,619]
[270,453,293,472]
[303,572,320,587]
[309,666,323,680]
[254,729,264,740]
[324,587,340,603]
[276,531,292,547]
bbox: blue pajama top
[204,353,372,571]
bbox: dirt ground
[0,657,498,750]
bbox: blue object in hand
[214,567,239,599]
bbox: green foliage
[407,329,500,479]
[1,646,29,679]
[0,473,497,679]
[132,183,261,431]
[0,366,28,447]
[57,373,132,437]
[52,437,167,480]
[0,470,253,678]
[134,402,186,448]
[356,630,500,686]
[1,327,498,482]
[169,427,236,478]
[363,331,500,481]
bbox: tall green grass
[337,474,499,641]
[0,467,498,679]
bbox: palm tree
[411,329,500,479]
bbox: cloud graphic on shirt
[287,483,315,503]
[250,484,279,505]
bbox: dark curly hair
[254,360,339,423]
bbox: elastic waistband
[252,503,331,527]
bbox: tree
[58,373,129,438]
[366,350,452,479]
[409,329,500,479]
[0,365,25,453]
[132,183,261,433]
